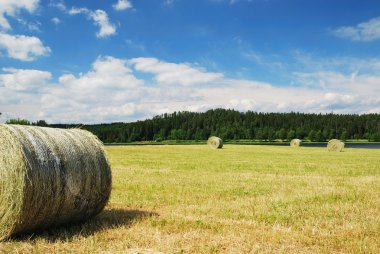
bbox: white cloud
[90,10,116,38]
[192,79,324,113]
[0,68,51,91]
[0,67,51,120]
[58,56,142,92]
[49,0,66,11]
[0,0,39,30]
[0,1,49,63]
[68,7,89,15]
[1,55,380,123]
[291,50,380,84]
[68,7,116,38]
[0,33,51,61]
[51,17,61,25]
[113,0,133,11]
[16,18,41,32]
[333,17,380,42]
[290,70,380,114]
[129,57,224,86]
[292,70,380,96]
[39,56,145,122]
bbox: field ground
[1,145,380,253]
[105,139,380,146]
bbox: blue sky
[0,0,379,123]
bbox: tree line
[56,109,380,142]
[5,109,380,142]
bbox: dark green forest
[5,109,380,142]
[39,109,380,143]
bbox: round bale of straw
[327,139,345,152]
[290,139,302,147]
[0,124,112,240]
[207,136,223,149]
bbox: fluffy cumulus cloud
[90,10,116,38]
[129,57,224,86]
[51,2,116,37]
[40,56,145,122]
[0,68,51,91]
[1,56,379,123]
[0,0,39,30]
[333,16,380,42]
[113,0,133,11]
[0,33,51,61]
[57,56,142,91]
[68,7,116,38]
[0,1,50,62]
[0,67,51,121]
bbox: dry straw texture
[0,124,112,241]
[290,139,302,147]
[207,136,223,149]
[327,139,345,152]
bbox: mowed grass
[1,145,380,253]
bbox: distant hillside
[70,109,380,143]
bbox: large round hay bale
[207,136,223,149]
[290,139,302,147]
[327,139,345,152]
[0,124,112,240]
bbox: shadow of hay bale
[12,208,158,242]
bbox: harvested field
[1,145,379,253]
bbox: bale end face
[207,136,223,149]
[327,139,345,152]
[290,139,302,147]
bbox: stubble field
[1,145,379,253]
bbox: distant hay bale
[207,136,223,149]
[0,124,112,240]
[290,139,302,147]
[327,139,345,152]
